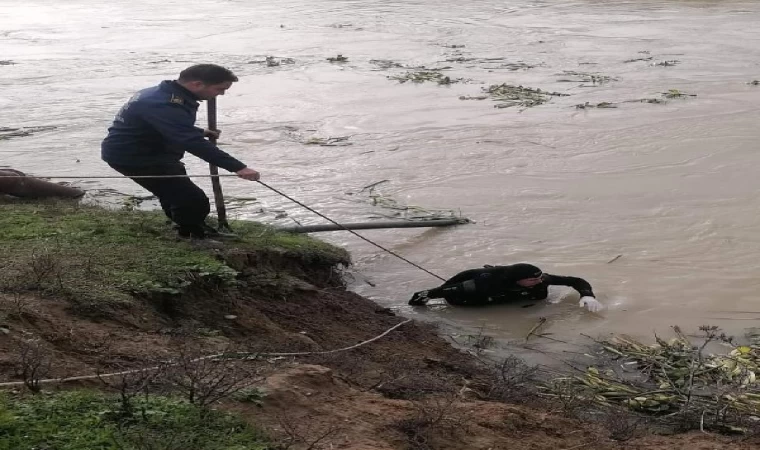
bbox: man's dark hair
[178,64,238,84]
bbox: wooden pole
[206,98,231,231]
[277,218,470,233]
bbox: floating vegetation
[557,71,618,85]
[281,126,353,147]
[573,89,694,110]
[748,80,760,86]
[568,88,696,109]
[327,54,349,63]
[485,62,536,71]
[370,59,406,69]
[443,57,472,63]
[304,136,352,147]
[248,56,295,66]
[542,326,760,434]
[634,98,667,104]
[387,70,467,85]
[225,196,259,211]
[280,127,353,147]
[477,63,534,71]
[625,52,688,64]
[653,60,680,67]
[345,180,461,221]
[266,56,294,67]
[575,102,618,109]
[661,89,696,99]
[370,60,430,71]
[445,56,536,71]
[0,126,57,140]
[625,90,694,105]
[463,84,568,109]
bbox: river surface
[3,0,760,357]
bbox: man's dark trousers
[109,163,210,238]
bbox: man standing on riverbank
[409,263,604,312]
[101,64,260,240]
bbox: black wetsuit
[413,264,594,306]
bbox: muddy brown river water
[3,0,760,357]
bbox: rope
[0,319,412,388]
[0,173,447,281]
[0,174,240,179]
[256,180,446,282]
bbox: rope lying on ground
[0,319,412,388]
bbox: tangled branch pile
[542,326,760,434]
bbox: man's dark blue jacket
[101,80,246,173]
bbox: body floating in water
[409,263,603,312]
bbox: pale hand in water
[579,296,604,312]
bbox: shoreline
[0,197,756,449]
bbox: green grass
[0,198,350,313]
[230,217,350,264]
[0,390,271,450]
